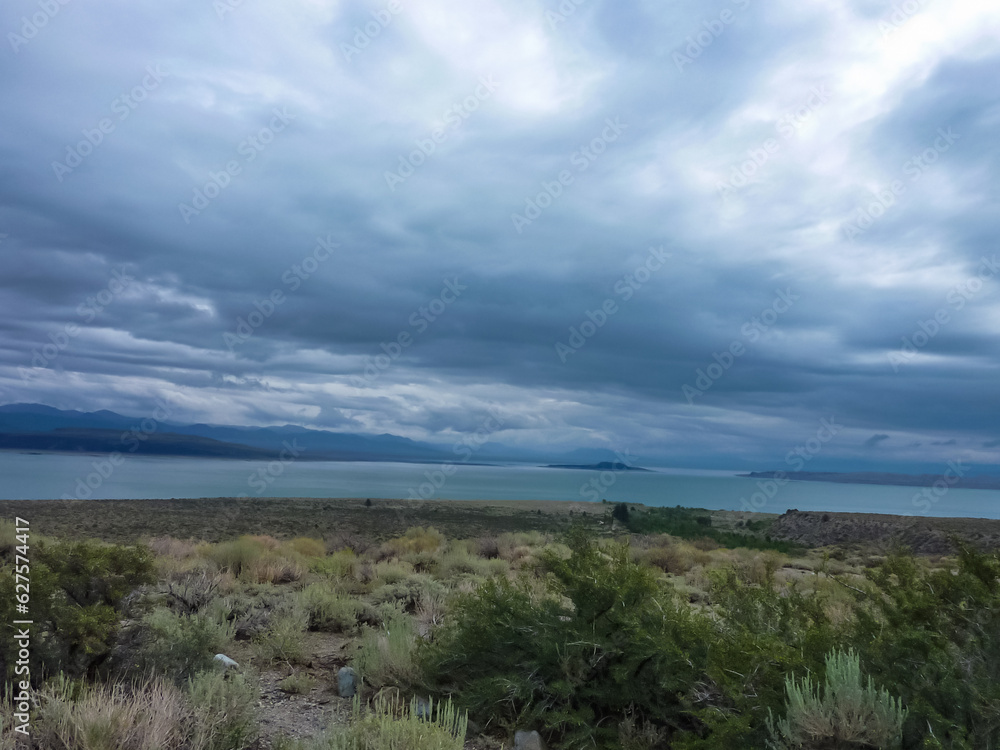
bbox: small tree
[612,502,630,524]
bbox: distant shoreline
[741,470,1000,491]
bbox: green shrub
[423,528,708,748]
[131,607,235,681]
[285,537,326,558]
[311,550,357,580]
[279,671,317,695]
[0,540,154,682]
[300,584,361,632]
[849,547,1000,749]
[354,613,420,689]
[769,649,906,749]
[254,605,308,665]
[187,669,258,750]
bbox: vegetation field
[2,498,999,749]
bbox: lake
[1,451,998,519]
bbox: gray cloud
[1,0,999,472]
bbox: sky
[1,0,999,473]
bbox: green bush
[355,612,420,689]
[130,607,235,681]
[423,528,708,748]
[300,583,362,632]
[769,649,906,750]
[188,669,258,750]
[0,540,154,682]
[849,547,1000,749]
[254,604,308,665]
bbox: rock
[337,666,357,698]
[213,654,239,670]
[515,729,545,750]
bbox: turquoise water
[1,451,998,519]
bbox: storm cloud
[1,0,999,472]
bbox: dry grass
[35,676,191,750]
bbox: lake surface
[2,451,999,519]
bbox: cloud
[863,434,892,449]
[0,0,999,472]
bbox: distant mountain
[0,403,637,466]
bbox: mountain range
[0,403,628,466]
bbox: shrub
[311,549,357,581]
[0,540,154,682]
[849,546,1000,749]
[373,560,413,585]
[207,538,265,577]
[389,527,446,555]
[276,694,467,750]
[34,674,190,750]
[422,528,708,747]
[354,613,420,689]
[285,537,326,558]
[187,669,258,750]
[279,672,317,695]
[254,605,308,665]
[129,607,235,681]
[769,649,906,750]
[300,583,361,632]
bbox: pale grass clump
[34,675,190,750]
[385,527,446,555]
[354,614,420,689]
[284,537,326,558]
[436,546,504,579]
[311,549,358,581]
[277,694,466,750]
[373,559,414,585]
[148,536,200,560]
[769,649,907,750]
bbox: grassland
[1,498,998,749]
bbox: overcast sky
[1,0,999,471]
